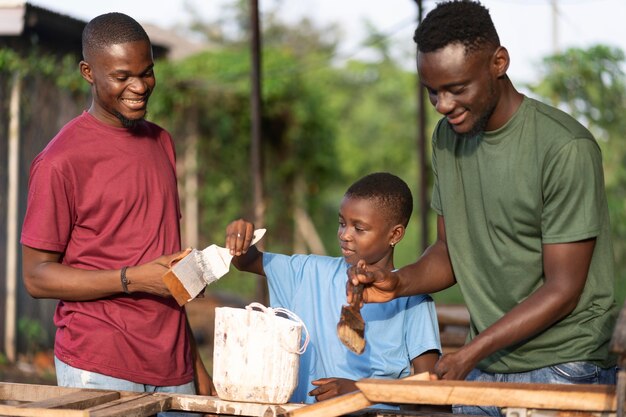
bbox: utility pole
[5,72,22,362]
[551,0,559,53]
[414,0,429,251]
[249,0,268,304]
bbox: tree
[529,44,626,303]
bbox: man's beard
[454,82,498,140]
[114,111,145,129]
[454,104,495,140]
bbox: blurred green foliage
[2,3,624,309]
[17,318,48,357]
[529,45,626,304]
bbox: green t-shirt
[431,96,617,373]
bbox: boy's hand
[347,260,399,304]
[308,378,358,401]
[225,219,255,256]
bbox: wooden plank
[169,393,303,416]
[0,382,88,402]
[18,390,120,410]
[280,391,371,417]
[356,379,616,412]
[0,382,305,417]
[436,304,470,327]
[0,404,88,417]
[280,371,433,417]
[617,369,626,417]
[86,393,170,417]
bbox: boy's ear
[390,224,405,246]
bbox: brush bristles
[337,323,366,354]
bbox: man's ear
[492,46,510,78]
[79,60,94,84]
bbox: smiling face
[80,39,155,128]
[337,196,403,269]
[418,43,502,138]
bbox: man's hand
[127,249,192,297]
[21,245,194,301]
[434,348,479,381]
[347,260,400,304]
[308,378,358,401]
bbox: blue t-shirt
[263,253,441,404]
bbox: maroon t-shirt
[21,112,193,386]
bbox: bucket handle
[246,302,310,355]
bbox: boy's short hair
[82,12,151,60]
[344,172,413,227]
[413,0,500,54]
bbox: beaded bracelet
[120,266,131,294]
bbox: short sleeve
[404,295,442,360]
[541,139,605,243]
[21,159,74,252]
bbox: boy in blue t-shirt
[225,172,441,405]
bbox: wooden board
[168,393,302,416]
[356,379,616,412]
[436,304,470,327]
[1,379,618,416]
[87,394,170,417]
[0,405,89,417]
[0,383,304,417]
[280,371,433,417]
[18,390,120,410]
[0,382,93,402]
[280,391,372,417]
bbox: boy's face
[337,196,398,268]
[80,39,155,128]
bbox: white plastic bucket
[213,302,309,404]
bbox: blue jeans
[453,362,617,416]
[55,356,199,417]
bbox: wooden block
[356,379,616,412]
[162,269,193,306]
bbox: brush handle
[351,283,364,308]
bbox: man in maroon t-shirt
[21,12,215,398]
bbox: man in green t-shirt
[348,1,617,415]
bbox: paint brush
[337,283,366,354]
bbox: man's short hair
[82,12,150,60]
[414,0,500,54]
[344,172,413,227]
